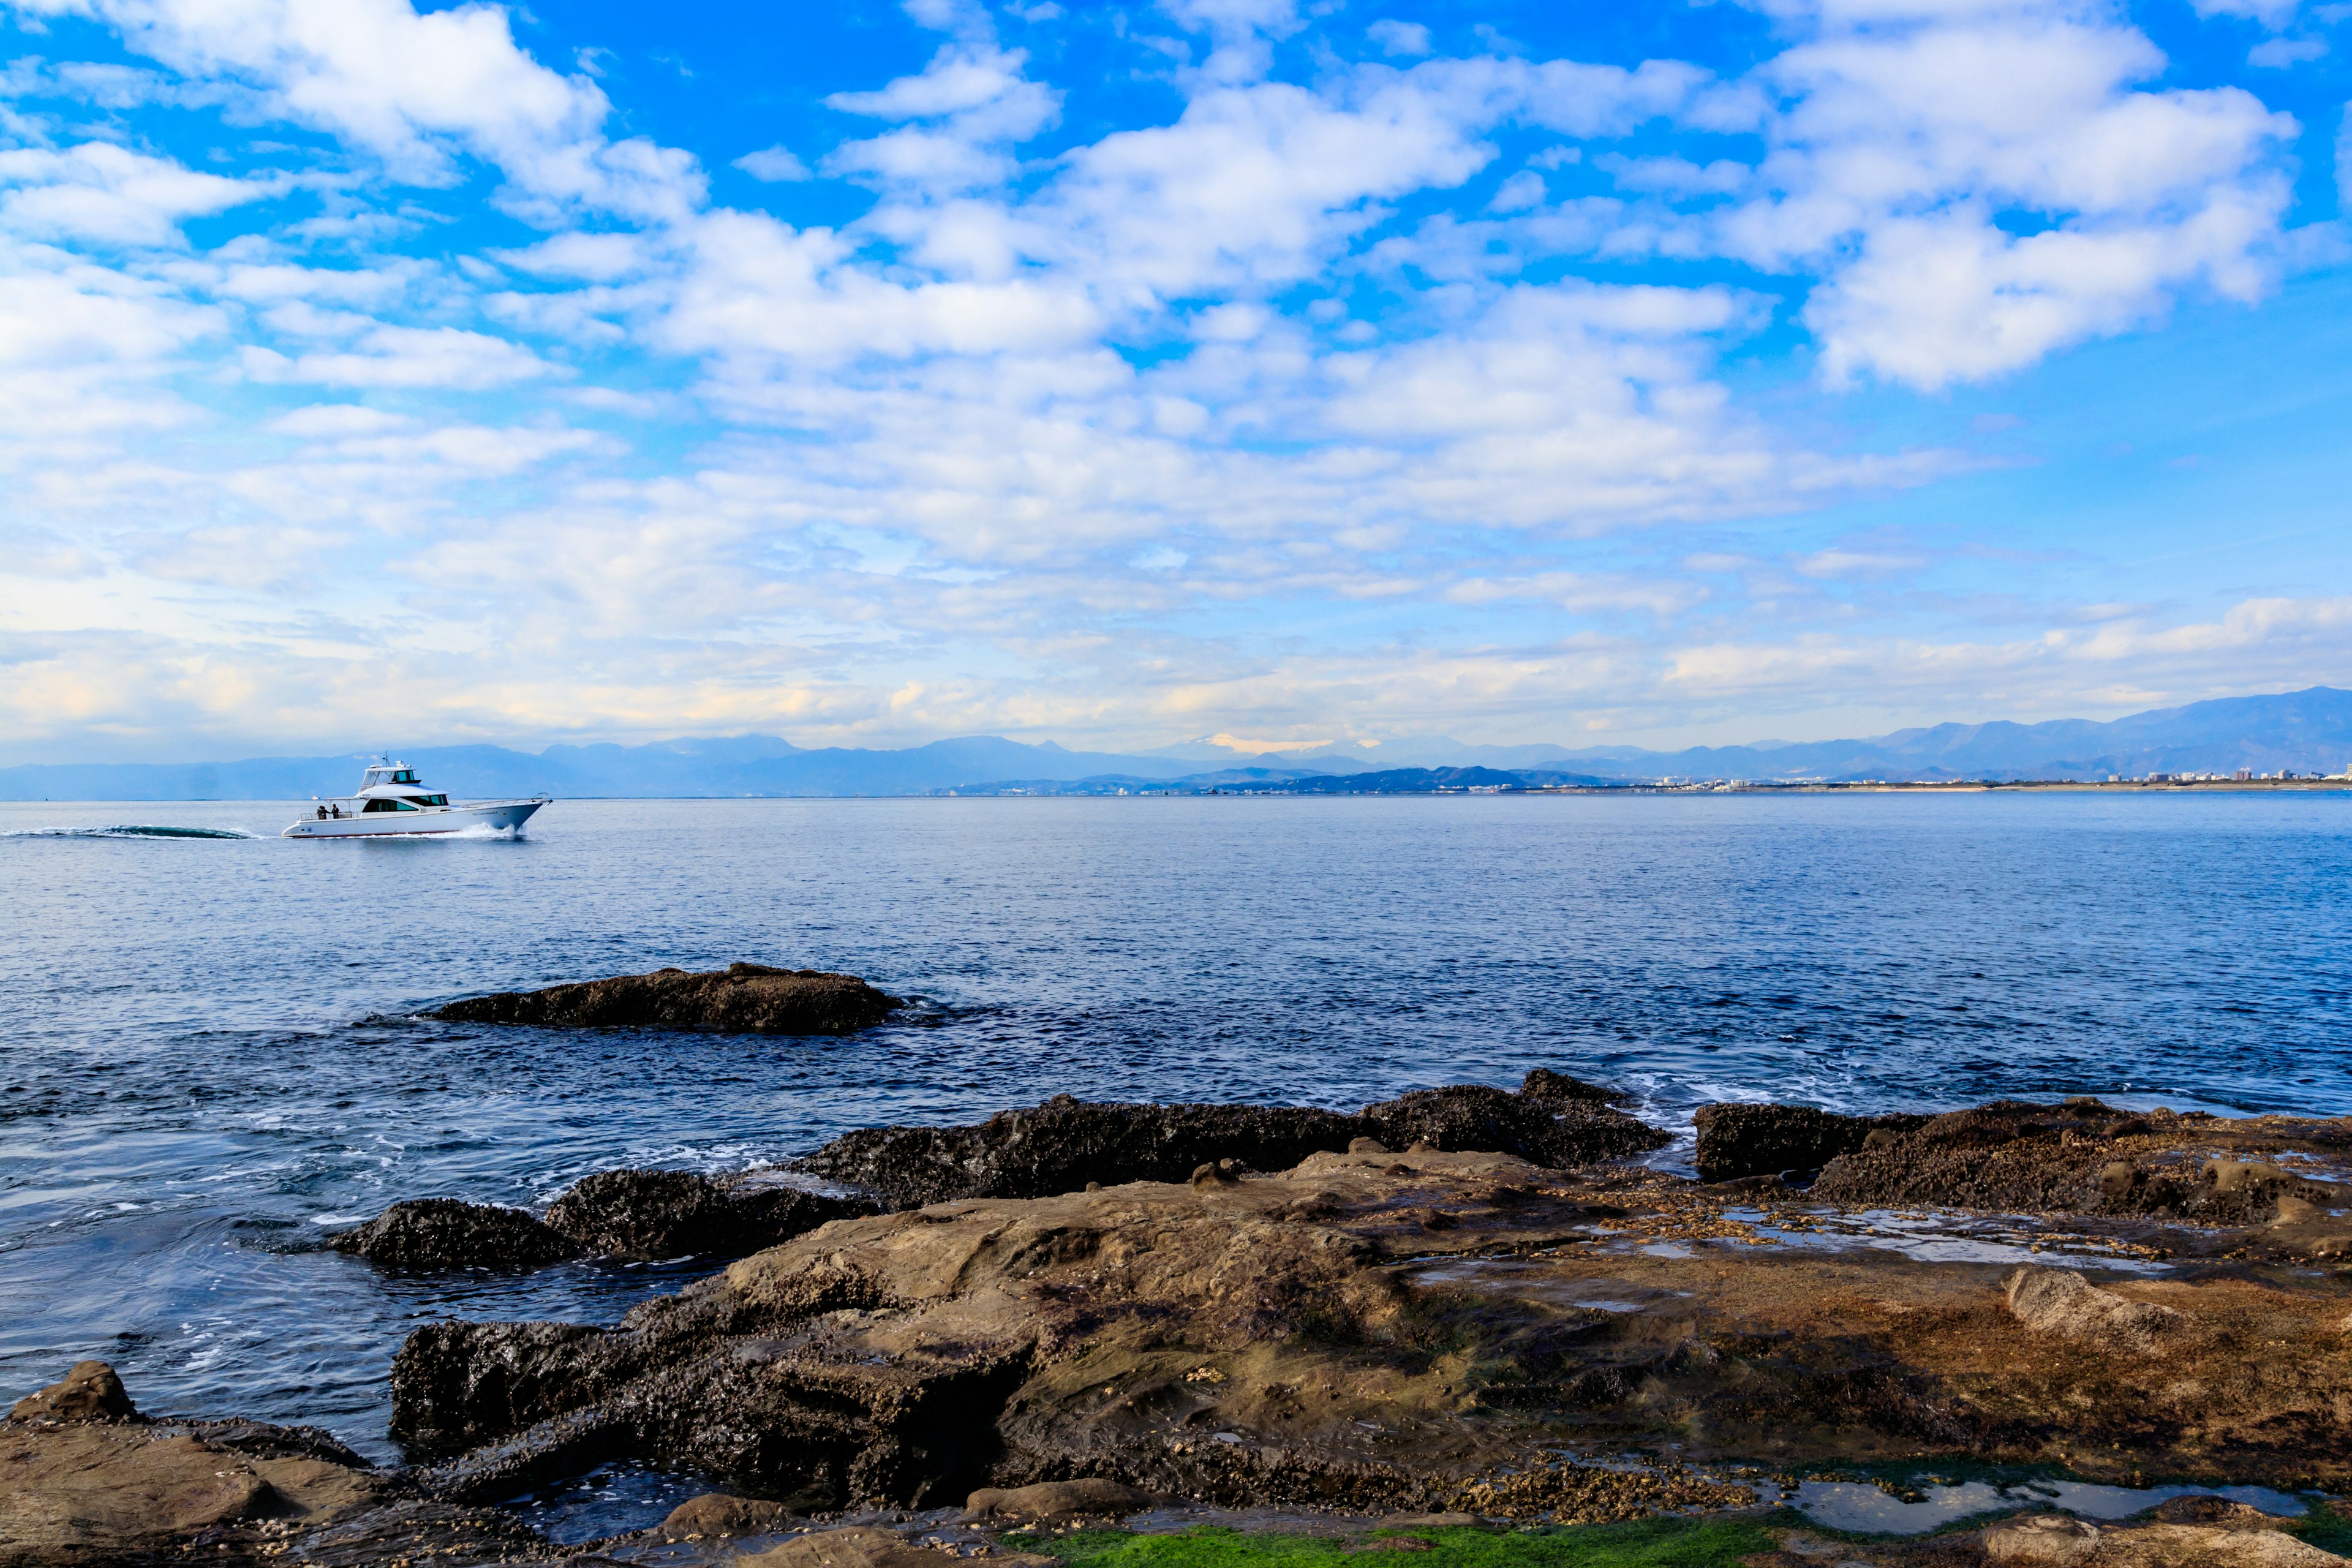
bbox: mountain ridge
[4,687,2349,799]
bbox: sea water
[4,791,2348,1461]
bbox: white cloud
[734,145,812,182]
[2190,0,2302,27]
[0,141,263,245]
[1697,6,2301,388]
[241,324,555,388]
[2341,102,2352,209]
[2248,35,2326,65]
[1,0,2339,757]
[13,0,702,221]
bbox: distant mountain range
[6,687,2351,799]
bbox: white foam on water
[2,824,257,840]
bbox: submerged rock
[1691,1102,1928,1183]
[330,1197,583,1270]
[435,962,899,1035]
[545,1167,876,1261]
[792,1071,1662,1208]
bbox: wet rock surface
[437,962,900,1035]
[1693,1102,1929,1182]
[791,1072,1662,1208]
[331,1196,585,1270]
[1809,1098,2352,1221]
[22,1093,2352,1566]
[390,1122,2352,1525]
[545,1168,878,1262]
[334,1170,876,1273]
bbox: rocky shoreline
[8,1079,2351,1567]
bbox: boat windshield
[406,794,449,807]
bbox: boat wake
[2,824,258,840]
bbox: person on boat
[316,804,327,819]
[330,803,342,818]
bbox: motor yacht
[283,760,549,839]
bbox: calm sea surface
[4,791,2349,1467]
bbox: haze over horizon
[5,0,2351,764]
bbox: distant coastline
[9,684,2352,799]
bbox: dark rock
[1360,1085,1668,1167]
[545,1167,876,1261]
[9,1359,141,1423]
[1809,1099,2352,1221]
[793,1095,1366,1208]
[1691,1103,1929,1183]
[794,1082,1664,1210]
[331,1197,582,1270]
[436,961,898,1035]
[1518,1068,1627,1107]
[390,1319,637,1457]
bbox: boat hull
[282,799,548,839]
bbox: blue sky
[2,0,2348,763]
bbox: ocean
[4,790,2348,1471]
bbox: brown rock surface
[2003,1266,2187,1354]
[737,1525,1055,1568]
[6,1360,138,1424]
[1981,1510,2348,1567]
[436,962,899,1035]
[658,1491,802,1538]
[390,1123,2352,1517]
[0,1363,390,1567]
[959,1477,1155,1521]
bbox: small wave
[2,824,257,840]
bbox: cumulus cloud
[239,324,555,388]
[0,0,2339,755]
[0,142,263,245]
[1696,3,2300,388]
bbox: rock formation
[334,1170,879,1271]
[390,1129,2352,1517]
[790,1072,1665,1207]
[1691,1102,1928,1182]
[330,1196,583,1269]
[436,962,899,1035]
[16,1090,2352,1566]
[544,1168,876,1262]
[1809,1097,2352,1226]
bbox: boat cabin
[352,761,450,810]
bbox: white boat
[283,760,549,839]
